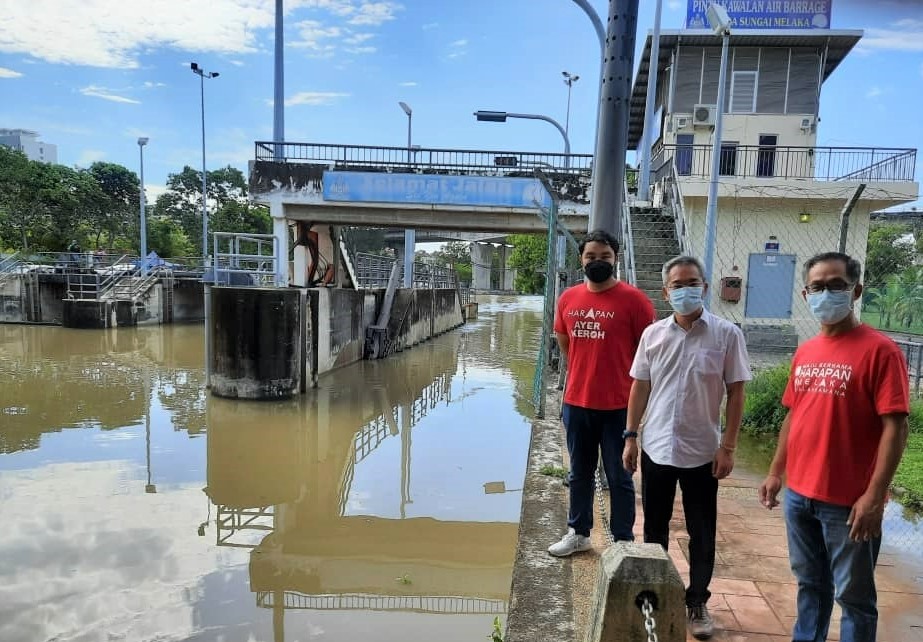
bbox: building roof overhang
[628,29,863,147]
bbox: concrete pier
[210,287,304,400]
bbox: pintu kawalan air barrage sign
[686,0,831,29]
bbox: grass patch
[894,432,923,511]
[863,307,923,336]
[539,464,568,480]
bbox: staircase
[626,204,680,319]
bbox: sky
[0,0,922,209]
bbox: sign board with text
[686,0,831,30]
[322,171,552,209]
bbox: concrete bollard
[586,542,686,642]
[463,301,478,321]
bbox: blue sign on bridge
[322,171,552,209]
[686,0,831,29]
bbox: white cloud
[228,59,245,67]
[667,0,682,9]
[0,0,290,68]
[447,37,467,59]
[857,21,923,52]
[76,149,107,166]
[348,2,403,26]
[344,32,374,45]
[450,39,468,47]
[398,81,417,87]
[0,67,23,78]
[422,22,438,30]
[866,86,883,98]
[80,85,140,104]
[291,19,342,51]
[142,81,166,88]
[301,0,355,16]
[344,46,376,54]
[281,91,349,106]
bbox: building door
[744,253,797,318]
[676,134,694,175]
[757,134,777,177]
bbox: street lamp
[562,71,579,139]
[473,111,571,167]
[190,62,219,263]
[137,137,149,276]
[702,2,731,308]
[398,101,414,288]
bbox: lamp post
[702,3,731,308]
[190,62,219,263]
[137,137,149,276]
[398,101,415,287]
[638,0,664,200]
[473,111,571,167]
[562,71,580,139]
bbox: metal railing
[655,144,916,182]
[669,164,692,256]
[211,232,279,287]
[353,252,457,290]
[255,141,593,175]
[256,592,507,614]
[621,180,637,286]
[895,339,923,394]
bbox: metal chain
[594,467,614,545]
[641,597,659,642]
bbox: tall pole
[638,0,664,200]
[199,73,208,262]
[588,0,640,236]
[562,71,579,139]
[399,102,414,288]
[702,31,730,308]
[273,0,284,161]
[138,137,148,276]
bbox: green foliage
[893,432,923,511]
[508,234,547,294]
[539,464,569,480]
[741,361,791,435]
[865,224,914,289]
[910,398,923,434]
[394,573,412,585]
[488,616,504,642]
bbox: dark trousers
[641,450,718,607]
[562,403,636,541]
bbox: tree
[865,224,914,288]
[508,234,549,294]
[87,162,140,250]
[433,240,473,285]
[0,147,57,250]
[147,216,195,258]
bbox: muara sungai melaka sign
[686,0,831,29]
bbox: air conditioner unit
[674,116,690,130]
[693,104,716,127]
[800,116,815,131]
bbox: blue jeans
[784,488,881,642]
[562,404,635,540]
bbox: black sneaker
[687,604,714,640]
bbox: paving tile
[755,581,798,620]
[726,594,787,636]
[710,577,763,597]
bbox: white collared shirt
[629,308,752,468]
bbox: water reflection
[0,296,539,642]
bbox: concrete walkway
[568,467,923,642]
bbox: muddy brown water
[0,295,542,642]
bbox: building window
[730,71,757,113]
[757,135,777,177]
[719,142,738,176]
[675,134,695,176]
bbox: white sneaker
[547,528,592,557]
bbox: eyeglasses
[804,280,854,294]
[666,281,704,291]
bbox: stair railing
[670,164,692,257]
[620,180,637,286]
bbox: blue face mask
[806,289,854,324]
[668,286,704,315]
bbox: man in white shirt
[622,255,752,640]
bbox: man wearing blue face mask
[759,251,909,642]
[622,255,751,640]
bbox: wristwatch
[622,430,639,439]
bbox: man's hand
[713,448,734,480]
[848,491,885,542]
[622,439,639,474]
[758,474,783,510]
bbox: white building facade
[628,30,919,348]
[0,129,58,164]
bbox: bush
[741,361,791,435]
[909,398,923,434]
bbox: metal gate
[744,253,797,318]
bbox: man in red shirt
[548,229,655,556]
[759,251,910,642]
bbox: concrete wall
[173,279,205,322]
[0,275,65,324]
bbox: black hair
[578,229,620,256]
[801,251,862,284]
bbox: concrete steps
[627,204,681,319]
